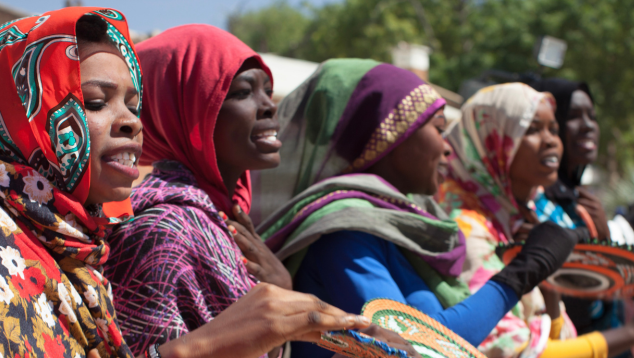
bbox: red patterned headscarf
[0,7,141,357]
[136,25,273,215]
[0,7,142,205]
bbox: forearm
[428,280,518,346]
[603,324,634,358]
[540,332,607,358]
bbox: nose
[257,90,277,120]
[543,129,560,148]
[580,112,594,130]
[442,139,452,158]
[112,108,143,138]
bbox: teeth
[543,156,558,164]
[254,130,278,138]
[109,152,136,168]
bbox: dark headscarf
[529,78,594,200]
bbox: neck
[216,162,242,199]
[366,161,408,195]
[511,182,534,206]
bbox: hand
[492,222,577,297]
[513,222,535,242]
[221,205,293,290]
[336,325,422,358]
[576,187,610,241]
[87,349,101,358]
[514,203,538,242]
[157,283,372,358]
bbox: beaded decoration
[344,83,442,173]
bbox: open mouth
[251,129,282,153]
[109,152,136,168]
[576,139,597,151]
[540,155,559,169]
[251,129,278,143]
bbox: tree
[229,0,634,177]
[227,1,310,56]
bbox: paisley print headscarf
[0,7,141,358]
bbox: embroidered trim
[344,83,441,173]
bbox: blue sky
[1,0,339,33]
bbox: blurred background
[2,0,634,214]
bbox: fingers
[577,199,598,211]
[233,204,257,236]
[284,312,371,342]
[243,258,264,279]
[517,205,539,224]
[87,349,101,358]
[576,186,596,200]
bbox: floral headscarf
[0,7,141,357]
[438,84,576,358]
[439,83,555,241]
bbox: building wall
[0,3,29,25]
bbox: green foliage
[229,0,634,173]
[227,1,310,56]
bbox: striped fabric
[104,160,257,355]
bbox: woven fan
[361,299,486,358]
[497,240,634,299]
[317,329,410,358]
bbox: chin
[543,174,559,187]
[100,187,132,204]
[252,154,281,170]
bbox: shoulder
[109,202,228,248]
[310,230,393,261]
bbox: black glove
[491,221,578,298]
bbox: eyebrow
[234,73,271,86]
[81,79,118,89]
[235,74,255,86]
[81,79,138,95]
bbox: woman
[528,79,608,239]
[254,59,576,358]
[438,83,634,358]
[0,9,373,358]
[529,79,634,354]
[102,25,408,358]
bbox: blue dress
[291,230,518,358]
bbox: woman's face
[383,109,451,195]
[80,42,142,206]
[214,58,280,178]
[565,90,599,167]
[509,100,562,199]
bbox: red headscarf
[0,8,141,356]
[137,25,273,215]
[0,7,141,205]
